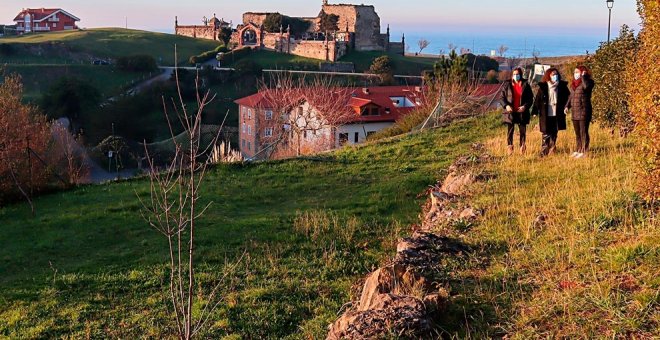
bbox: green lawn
[223,49,321,70]
[4,64,153,102]
[339,51,438,75]
[0,28,220,65]
[0,115,500,338]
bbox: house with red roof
[234,86,425,160]
[13,8,80,34]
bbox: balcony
[33,26,51,32]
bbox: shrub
[0,73,52,203]
[367,110,428,141]
[626,0,659,202]
[116,54,158,72]
[217,46,252,63]
[465,53,499,72]
[190,45,229,65]
[369,55,394,85]
[486,70,499,84]
[233,59,262,77]
[40,77,101,128]
[263,13,310,35]
[589,25,638,135]
[0,43,16,56]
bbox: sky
[1,0,641,37]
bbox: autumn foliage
[0,73,51,202]
[627,0,659,202]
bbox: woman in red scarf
[565,65,595,159]
[500,67,534,155]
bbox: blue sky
[2,0,641,36]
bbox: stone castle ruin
[175,1,404,62]
[174,14,231,41]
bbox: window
[248,109,252,119]
[385,107,391,114]
[265,127,274,137]
[354,132,359,143]
[247,141,251,150]
[248,125,252,136]
[338,133,349,146]
[242,123,246,133]
[52,23,56,28]
[242,139,246,148]
[265,110,273,120]
[370,108,379,116]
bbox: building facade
[234,86,424,160]
[13,8,80,34]
[174,14,232,41]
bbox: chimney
[362,87,370,95]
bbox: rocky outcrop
[327,144,492,339]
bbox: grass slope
[0,116,499,338]
[223,50,320,70]
[432,122,659,338]
[339,51,437,75]
[0,28,220,65]
[3,64,154,102]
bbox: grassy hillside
[3,64,154,102]
[1,113,656,338]
[339,51,437,75]
[0,115,499,338]
[223,50,320,70]
[433,123,659,337]
[0,28,220,65]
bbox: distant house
[13,8,80,34]
[234,86,425,160]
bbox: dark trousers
[541,116,558,155]
[572,120,590,153]
[506,123,527,147]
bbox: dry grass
[443,120,659,338]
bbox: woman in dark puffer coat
[565,65,595,159]
[533,67,570,156]
[500,67,534,155]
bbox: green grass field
[223,50,320,70]
[0,28,220,65]
[339,51,438,75]
[3,65,153,102]
[0,115,499,338]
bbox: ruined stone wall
[262,33,283,50]
[321,4,384,51]
[243,13,270,26]
[354,6,384,51]
[389,42,404,55]
[175,26,218,41]
[286,40,346,62]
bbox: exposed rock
[441,172,475,196]
[327,294,431,340]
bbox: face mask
[513,75,521,82]
[551,75,559,82]
[574,73,581,80]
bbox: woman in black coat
[500,67,534,155]
[565,65,595,159]
[533,67,570,156]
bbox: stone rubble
[327,145,492,339]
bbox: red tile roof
[13,8,80,22]
[234,86,427,124]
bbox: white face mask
[574,73,581,80]
[551,75,559,82]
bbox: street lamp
[607,0,614,43]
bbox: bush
[627,0,659,202]
[589,25,638,135]
[367,110,428,141]
[486,70,499,84]
[465,53,499,72]
[116,55,158,72]
[40,77,101,128]
[217,47,252,63]
[0,43,16,56]
[369,55,395,85]
[190,45,229,65]
[263,13,310,35]
[233,59,262,77]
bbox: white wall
[335,122,394,148]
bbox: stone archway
[242,29,258,45]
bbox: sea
[398,31,605,57]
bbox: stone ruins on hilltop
[175,1,405,61]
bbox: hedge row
[216,47,252,64]
[188,45,229,65]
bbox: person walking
[533,67,570,156]
[500,67,534,155]
[565,65,595,159]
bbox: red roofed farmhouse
[234,86,425,160]
[13,8,80,34]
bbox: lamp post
[607,0,614,43]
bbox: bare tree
[421,73,492,130]
[137,50,241,339]
[448,43,458,52]
[497,44,509,57]
[51,123,89,186]
[506,54,523,71]
[258,73,355,159]
[417,38,430,54]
